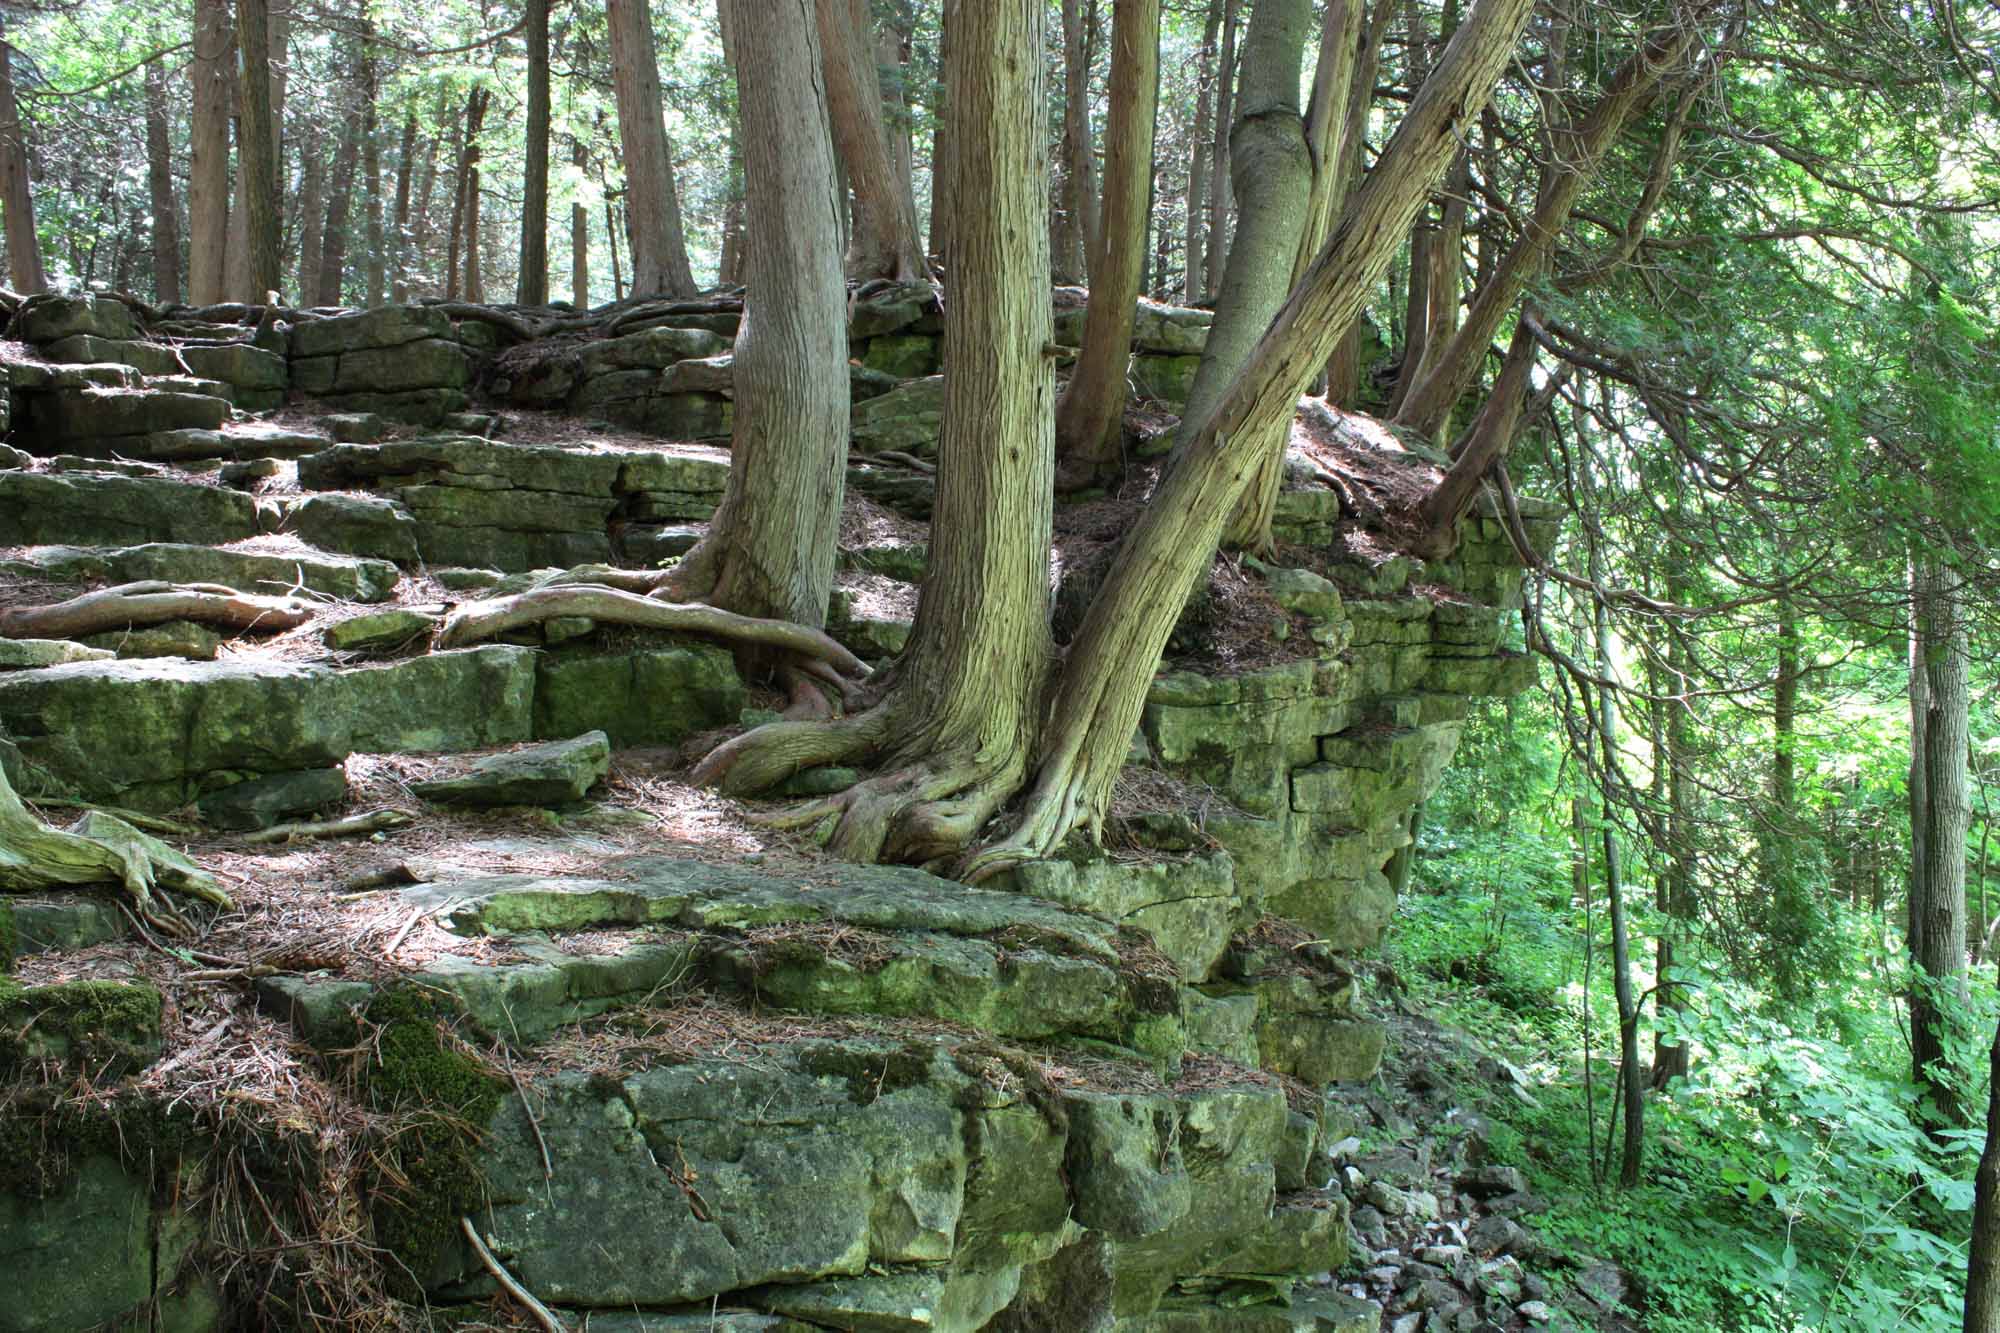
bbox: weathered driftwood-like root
[2,770,231,935]
[0,581,316,640]
[691,710,888,795]
[436,584,869,680]
[242,809,414,845]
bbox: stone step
[0,469,259,546]
[0,541,398,602]
[14,385,230,442]
[0,642,743,809]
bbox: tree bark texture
[235,0,281,301]
[518,0,551,305]
[1204,0,1240,298]
[295,123,326,305]
[1054,0,1162,478]
[969,0,1536,872]
[1968,989,2000,1333]
[669,0,847,631]
[1911,557,1972,1129]
[1056,0,1101,283]
[0,23,44,294]
[144,57,181,304]
[391,115,416,303]
[187,0,234,305]
[319,91,363,305]
[608,0,698,297]
[361,58,385,307]
[571,138,590,306]
[1184,0,1222,302]
[817,0,930,281]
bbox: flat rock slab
[4,542,399,603]
[322,607,440,651]
[0,639,116,669]
[410,731,610,807]
[0,471,258,547]
[197,766,349,830]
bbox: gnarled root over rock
[0,581,317,640]
[0,767,232,935]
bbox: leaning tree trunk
[187,0,234,305]
[694,0,1054,868]
[608,0,698,297]
[817,0,930,282]
[1911,556,1972,1131]
[1394,1,1711,437]
[1053,0,1161,481]
[144,57,181,304]
[0,19,46,294]
[517,0,551,305]
[967,0,1535,874]
[235,0,281,301]
[666,0,847,643]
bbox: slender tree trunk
[972,0,1536,869]
[295,124,326,304]
[1203,0,1239,297]
[235,0,281,300]
[1911,557,1972,1131]
[361,59,384,307]
[817,0,930,281]
[188,0,234,305]
[518,0,551,305]
[605,198,623,299]
[460,88,488,303]
[1968,986,2000,1333]
[0,26,43,294]
[1184,0,1221,303]
[1323,0,1392,402]
[390,115,415,302]
[319,89,363,305]
[409,105,446,297]
[1055,0,1098,282]
[571,139,590,306]
[668,0,846,637]
[608,0,698,297]
[1394,2,1712,437]
[144,57,181,304]
[1652,566,1694,1087]
[926,4,952,261]
[1054,0,1162,481]
[715,2,747,288]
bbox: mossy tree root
[434,583,869,681]
[0,765,231,935]
[0,580,317,639]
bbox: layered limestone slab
[0,471,258,547]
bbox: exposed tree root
[0,581,317,640]
[2,767,231,935]
[691,710,888,796]
[434,584,869,680]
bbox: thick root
[758,759,1017,866]
[436,583,868,680]
[691,711,888,795]
[1,804,232,936]
[0,581,316,639]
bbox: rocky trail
[0,288,1574,1332]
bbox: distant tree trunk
[408,102,447,297]
[1911,558,1972,1132]
[0,27,41,294]
[1056,0,1100,283]
[295,124,326,304]
[608,0,697,297]
[605,197,623,300]
[714,0,746,287]
[188,0,234,304]
[1968,991,2000,1333]
[144,57,181,304]
[518,0,551,305]
[319,90,363,305]
[817,0,930,281]
[1323,0,1392,402]
[1203,0,1239,298]
[668,0,845,643]
[570,139,590,306]
[1184,0,1221,303]
[926,5,952,261]
[460,88,488,303]
[235,0,281,301]
[1652,564,1695,1087]
[1053,0,1161,482]
[390,115,415,302]
[361,60,384,307]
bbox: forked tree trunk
[144,57,181,304]
[1053,0,1161,480]
[969,0,1535,873]
[608,0,698,297]
[817,0,930,281]
[235,0,281,301]
[667,0,847,633]
[0,23,45,294]
[518,0,551,305]
[187,0,234,305]
[1911,557,1972,1131]
[1394,2,1711,437]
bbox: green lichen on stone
[0,976,162,1074]
[359,985,505,1286]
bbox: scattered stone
[198,767,349,831]
[432,566,506,591]
[1366,1182,1415,1217]
[0,639,117,669]
[1518,1299,1552,1323]
[80,620,223,660]
[1572,1259,1626,1311]
[48,454,168,477]
[1466,1215,1536,1258]
[322,412,387,442]
[289,493,422,563]
[322,607,440,652]
[410,731,611,807]
[219,458,281,488]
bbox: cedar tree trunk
[817,0,930,281]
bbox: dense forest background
[1,0,1999,1327]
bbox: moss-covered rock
[0,978,162,1073]
[0,470,257,547]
